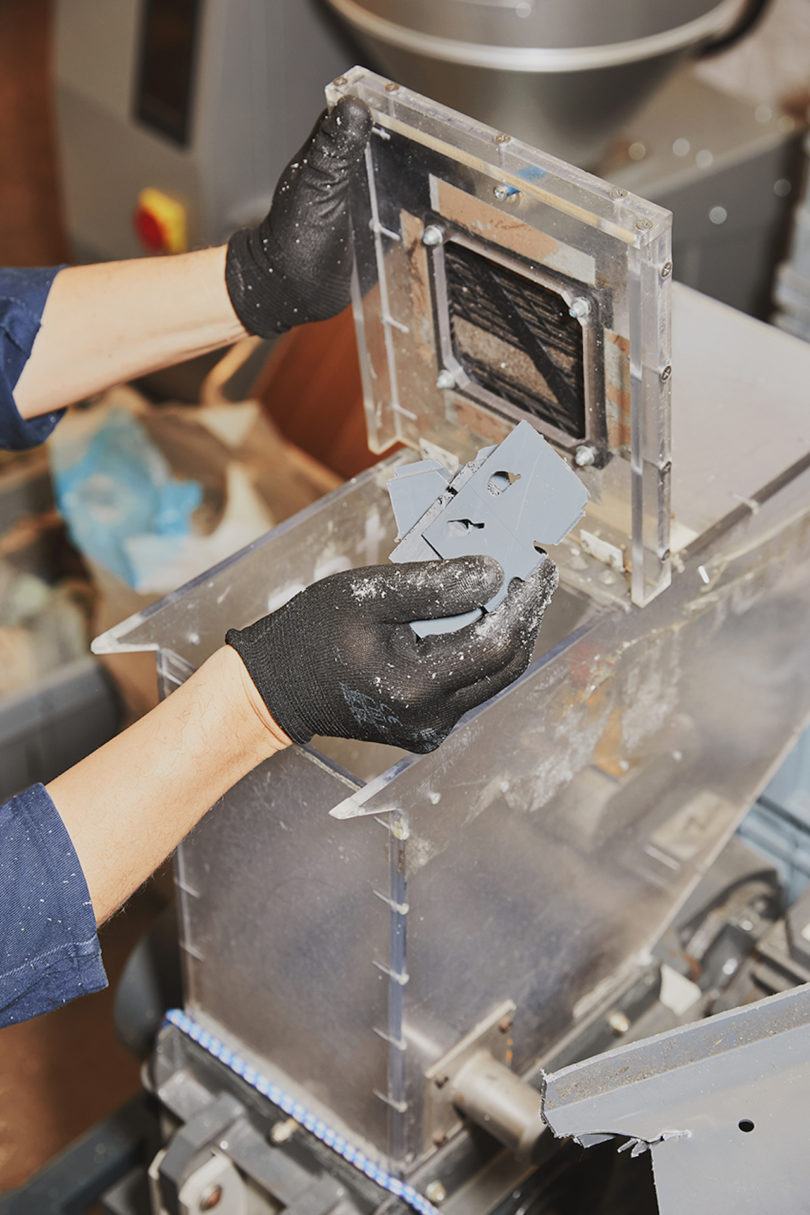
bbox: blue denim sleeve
[0,266,67,450]
[0,783,107,1026]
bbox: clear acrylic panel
[327,66,672,606]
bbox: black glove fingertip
[330,96,373,152]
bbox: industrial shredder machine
[94,68,810,1214]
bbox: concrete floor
[0,0,161,1194]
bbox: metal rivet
[661,261,673,279]
[635,217,653,232]
[709,205,728,225]
[199,1187,223,1211]
[575,445,596,467]
[495,132,511,144]
[385,81,400,92]
[628,141,646,161]
[436,369,455,389]
[610,186,628,200]
[432,1130,448,1147]
[422,224,445,247]
[660,364,672,381]
[426,1181,447,1204]
[332,76,348,87]
[568,297,590,319]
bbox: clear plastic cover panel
[327,67,672,606]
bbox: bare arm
[46,644,289,925]
[13,99,372,422]
[14,247,246,419]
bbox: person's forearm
[14,247,247,418]
[47,645,290,925]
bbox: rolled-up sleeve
[0,266,66,450]
[0,783,106,1026]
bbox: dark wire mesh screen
[445,242,586,439]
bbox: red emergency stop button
[133,188,188,254]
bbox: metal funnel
[325,0,749,165]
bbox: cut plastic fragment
[388,420,588,635]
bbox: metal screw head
[432,1129,448,1147]
[661,260,673,279]
[493,183,516,201]
[635,217,653,232]
[199,1186,223,1211]
[385,81,400,92]
[426,1181,447,1204]
[269,1118,297,1145]
[607,1010,630,1035]
[436,369,455,389]
[422,224,445,247]
[332,76,348,87]
[568,297,590,320]
[610,186,628,200]
[575,445,596,467]
[660,364,672,382]
[495,132,511,144]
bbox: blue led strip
[163,1008,440,1215]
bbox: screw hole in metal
[738,1119,755,1133]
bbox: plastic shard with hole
[388,420,588,635]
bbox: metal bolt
[493,183,516,201]
[575,445,596,467]
[436,369,455,389]
[385,81,400,92]
[422,224,445,247]
[661,260,673,279]
[199,1186,222,1211]
[635,217,653,232]
[610,186,628,200]
[660,364,672,382]
[269,1118,297,1145]
[607,1010,631,1035]
[495,132,511,144]
[332,76,348,87]
[426,1181,448,1204]
[498,1014,514,1034]
[568,297,590,319]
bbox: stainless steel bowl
[326,0,748,165]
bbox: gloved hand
[225,97,372,338]
[226,555,558,754]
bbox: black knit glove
[225,97,372,338]
[226,555,558,754]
